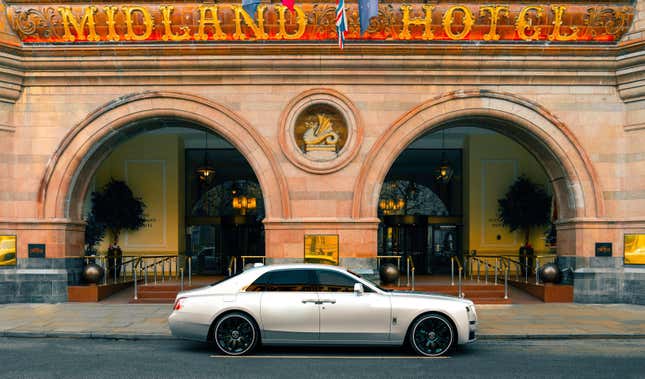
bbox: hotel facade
[0,0,643,304]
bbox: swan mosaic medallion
[279,89,362,174]
[294,104,348,160]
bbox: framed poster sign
[304,234,339,265]
[624,234,645,265]
[595,243,612,257]
[28,244,46,258]
[0,235,17,266]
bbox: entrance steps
[130,276,223,304]
[384,275,512,304]
[385,281,512,304]
[130,284,199,304]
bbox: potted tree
[90,179,146,280]
[498,175,551,275]
[84,211,105,257]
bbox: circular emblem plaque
[279,89,362,174]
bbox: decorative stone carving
[295,105,347,161]
[279,89,362,174]
[303,113,340,158]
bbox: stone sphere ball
[539,263,561,283]
[82,263,105,284]
[379,263,400,284]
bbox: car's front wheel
[213,312,258,356]
[408,313,455,357]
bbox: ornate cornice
[616,40,645,103]
[0,1,641,102]
[0,58,23,103]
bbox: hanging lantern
[196,130,215,183]
[435,129,453,184]
[379,197,405,215]
[435,161,454,184]
[233,195,257,215]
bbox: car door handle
[320,299,336,304]
[301,299,320,304]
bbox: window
[315,270,359,292]
[247,269,316,292]
[245,272,271,292]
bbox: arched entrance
[354,91,604,262]
[377,126,555,275]
[37,91,289,264]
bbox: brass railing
[241,255,266,270]
[228,256,238,277]
[464,251,508,299]
[463,251,559,300]
[450,256,464,298]
[406,255,415,291]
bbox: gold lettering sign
[57,6,99,42]
[442,5,475,40]
[160,5,191,41]
[7,2,634,44]
[480,5,509,41]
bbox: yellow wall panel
[94,134,182,256]
[124,160,166,248]
[467,133,550,256]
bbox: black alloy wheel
[214,313,258,356]
[409,313,455,357]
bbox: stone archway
[353,90,604,257]
[38,91,290,229]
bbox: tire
[408,313,455,357]
[213,312,259,356]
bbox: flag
[282,0,295,12]
[359,0,378,34]
[242,0,261,18]
[335,0,347,49]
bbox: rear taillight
[173,298,185,311]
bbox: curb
[2,331,645,341]
[1,330,175,341]
[478,334,645,340]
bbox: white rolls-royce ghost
[168,264,477,356]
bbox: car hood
[389,290,474,306]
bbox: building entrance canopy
[5,0,633,44]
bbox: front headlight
[466,305,477,322]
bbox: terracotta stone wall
[0,79,642,261]
[0,2,643,304]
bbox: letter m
[57,6,100,42]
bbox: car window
[247,269,316,292]
[315,270,364,292]
[245,272,271,292]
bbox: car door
[255,269,319,343]
[314,269,391,343]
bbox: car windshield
[347,269,392,292]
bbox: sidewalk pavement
[0,303,644,341]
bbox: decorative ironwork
[584,6,633,38]
[10,7,60,40]
[308,4,336,37]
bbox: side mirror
[353,283,364,296]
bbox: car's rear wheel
[408,313,455,357]
[213,312,258,356]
